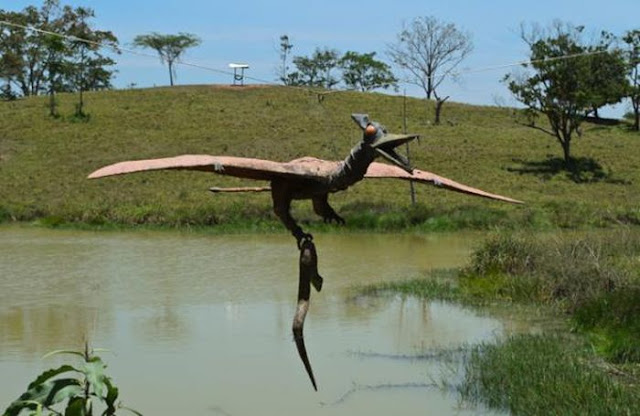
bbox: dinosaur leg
[312,194,345,225]
[271,180,311,246]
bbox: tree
[387,16,473,124]
[583,32,628,118]
[0,1,59,97]
[505,22,627,166]
[339,51,397,92]
[133,32,201,86]
[277,34,293,85]
[623,29,640,131]
[64,6,118,116]
[289,47,340,88]
[0,0,118,108]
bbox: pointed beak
[371,133,419,173]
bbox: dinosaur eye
[365,125,377,137]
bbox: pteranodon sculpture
[89,113,522,243]
[88,113,522,390]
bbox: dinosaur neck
[328,140,375,191]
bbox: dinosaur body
[89,114,521,243]
[88,113,522,391]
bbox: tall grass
[463,230,640,363]
[464,231,640,308]
[460,334,640,416]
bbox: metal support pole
[404,90,416,205]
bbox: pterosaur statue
[89,114,522,243]
[88,113,522,391]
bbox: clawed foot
[323,213,345,225]
[294,229,313,249]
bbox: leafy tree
[133,32,201,86]
[0,0,118,109]
[623,29,640,131]
[0,1,60,97]
[42,29,67,117]
[583,32,628,118]
[387,16,473,124]
[339,51,397,92]
[64,6,118,117]
[505,22,627,166]
[289,47,340,88]
[277,34,294,85]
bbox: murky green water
[0,227,510,415]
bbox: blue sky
[4,0,639,115]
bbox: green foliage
[0,0,118,101]
[575,287,640,363]
[287,48,398,92]
[506,23,629,164]
[461,334,640,415]
[623,29,640,131]
[2,345,140,416]
[132,32,201,86]
[288,47,340,88]
[464,231,639,308]
[339,51,397,92]
[462,231,640,365]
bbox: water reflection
[0,227,506,416]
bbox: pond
[0,227,519,415]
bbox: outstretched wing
[88,155,338,182]
[365,162,523,204]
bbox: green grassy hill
[1,84,638,232]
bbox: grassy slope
[1,84,639,229]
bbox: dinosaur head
[351,113,419,173]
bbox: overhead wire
[0,18,620,92]
[0,19,278,85]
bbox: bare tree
[387,16,473,124]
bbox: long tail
[292,238,323,391]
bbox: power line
[0,18,621,90]
[0,19,278,85]
[454,49,611,77]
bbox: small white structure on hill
[229,63,249,86]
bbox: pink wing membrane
[89,156,522,204]
[88,155,338,182]
[365,162,523,204]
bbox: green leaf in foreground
[4,379,83,416]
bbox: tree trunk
[77,87,84,117]
[434,95,449,125]
[168,61,174,86]
[561,139,572,166]
[48,89,57,117]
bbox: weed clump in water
[463,231,640,363]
